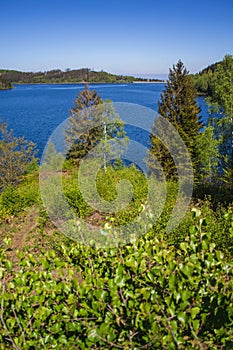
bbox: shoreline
[132,80,166,84]
[13,81,132,85]
[13,80,166,86]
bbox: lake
[0,83,209,158]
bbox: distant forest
[1,57,232,94]
[191,59,231,96]
[0,68,162,85]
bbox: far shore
[133,80,166,84]
[13,81,131,85]
[13,80,166,85]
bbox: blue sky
[0,0,232,77]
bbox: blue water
[0,83,209,158]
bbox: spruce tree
[148,60,202,178]
[65,85,127,165]
[65,85,103,161]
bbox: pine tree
[148,60,202,178]
[65,85,103,161]
[65,85,127,165]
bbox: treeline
[0,68,162,84]
[1,57,232,92]
[191,59,229,96]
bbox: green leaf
[190,307,200,319]
[169,274,176,288]
[114,275,126,287]
[180,242,187,252]
[147,271,154,282]
[107,329,116,342]
[192,319,200,333]
[87,329,98,342]
[177,311,187,326]
[99,322,110,335]
[181,265,193,278]
[5,260,12,271]
[95,289,108,300]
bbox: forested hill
[0,68,162,84]
[198,61,221,75]
[191,57,230,96]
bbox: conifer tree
[65,85,103,161]
[65,85,127,165]
[148,60,202,178]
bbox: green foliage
[192,54,233,187]
[0,186,23,216]
[18,174,40,207]
[95,165,148,225]
[61,164,148,226]
[195,125,220,183]
[192,70,215,96]
[0,68,162,84]
[207,54,233,188]
[166,199,233,258]
[0,173,40,218]
[42,142,64,171]
[0,120,37,190]
[63,169,93,218]
[65,86,102,160]
[65,86,128,164]
[0,209,233,349]
[192,56,233,97]
[148,60,202,179]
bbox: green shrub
[63,171,93,218]
[0,186,23,216]
[0,173,40,218]
[164,199,233,259]
[0,209,232,349]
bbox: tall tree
[65,85,127,166]
[148,60,202,178]
[207,54,233,188]
[0,120,37,189]
[65,85,103,161]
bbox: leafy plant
[1,209,233,349]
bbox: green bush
[63,171,93,218]
[0,209,232,349]
[0,186,23,216]
[62,165,148,224]
[0,173,40,218]
[163,199,233,259]
[95,165,148,226]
